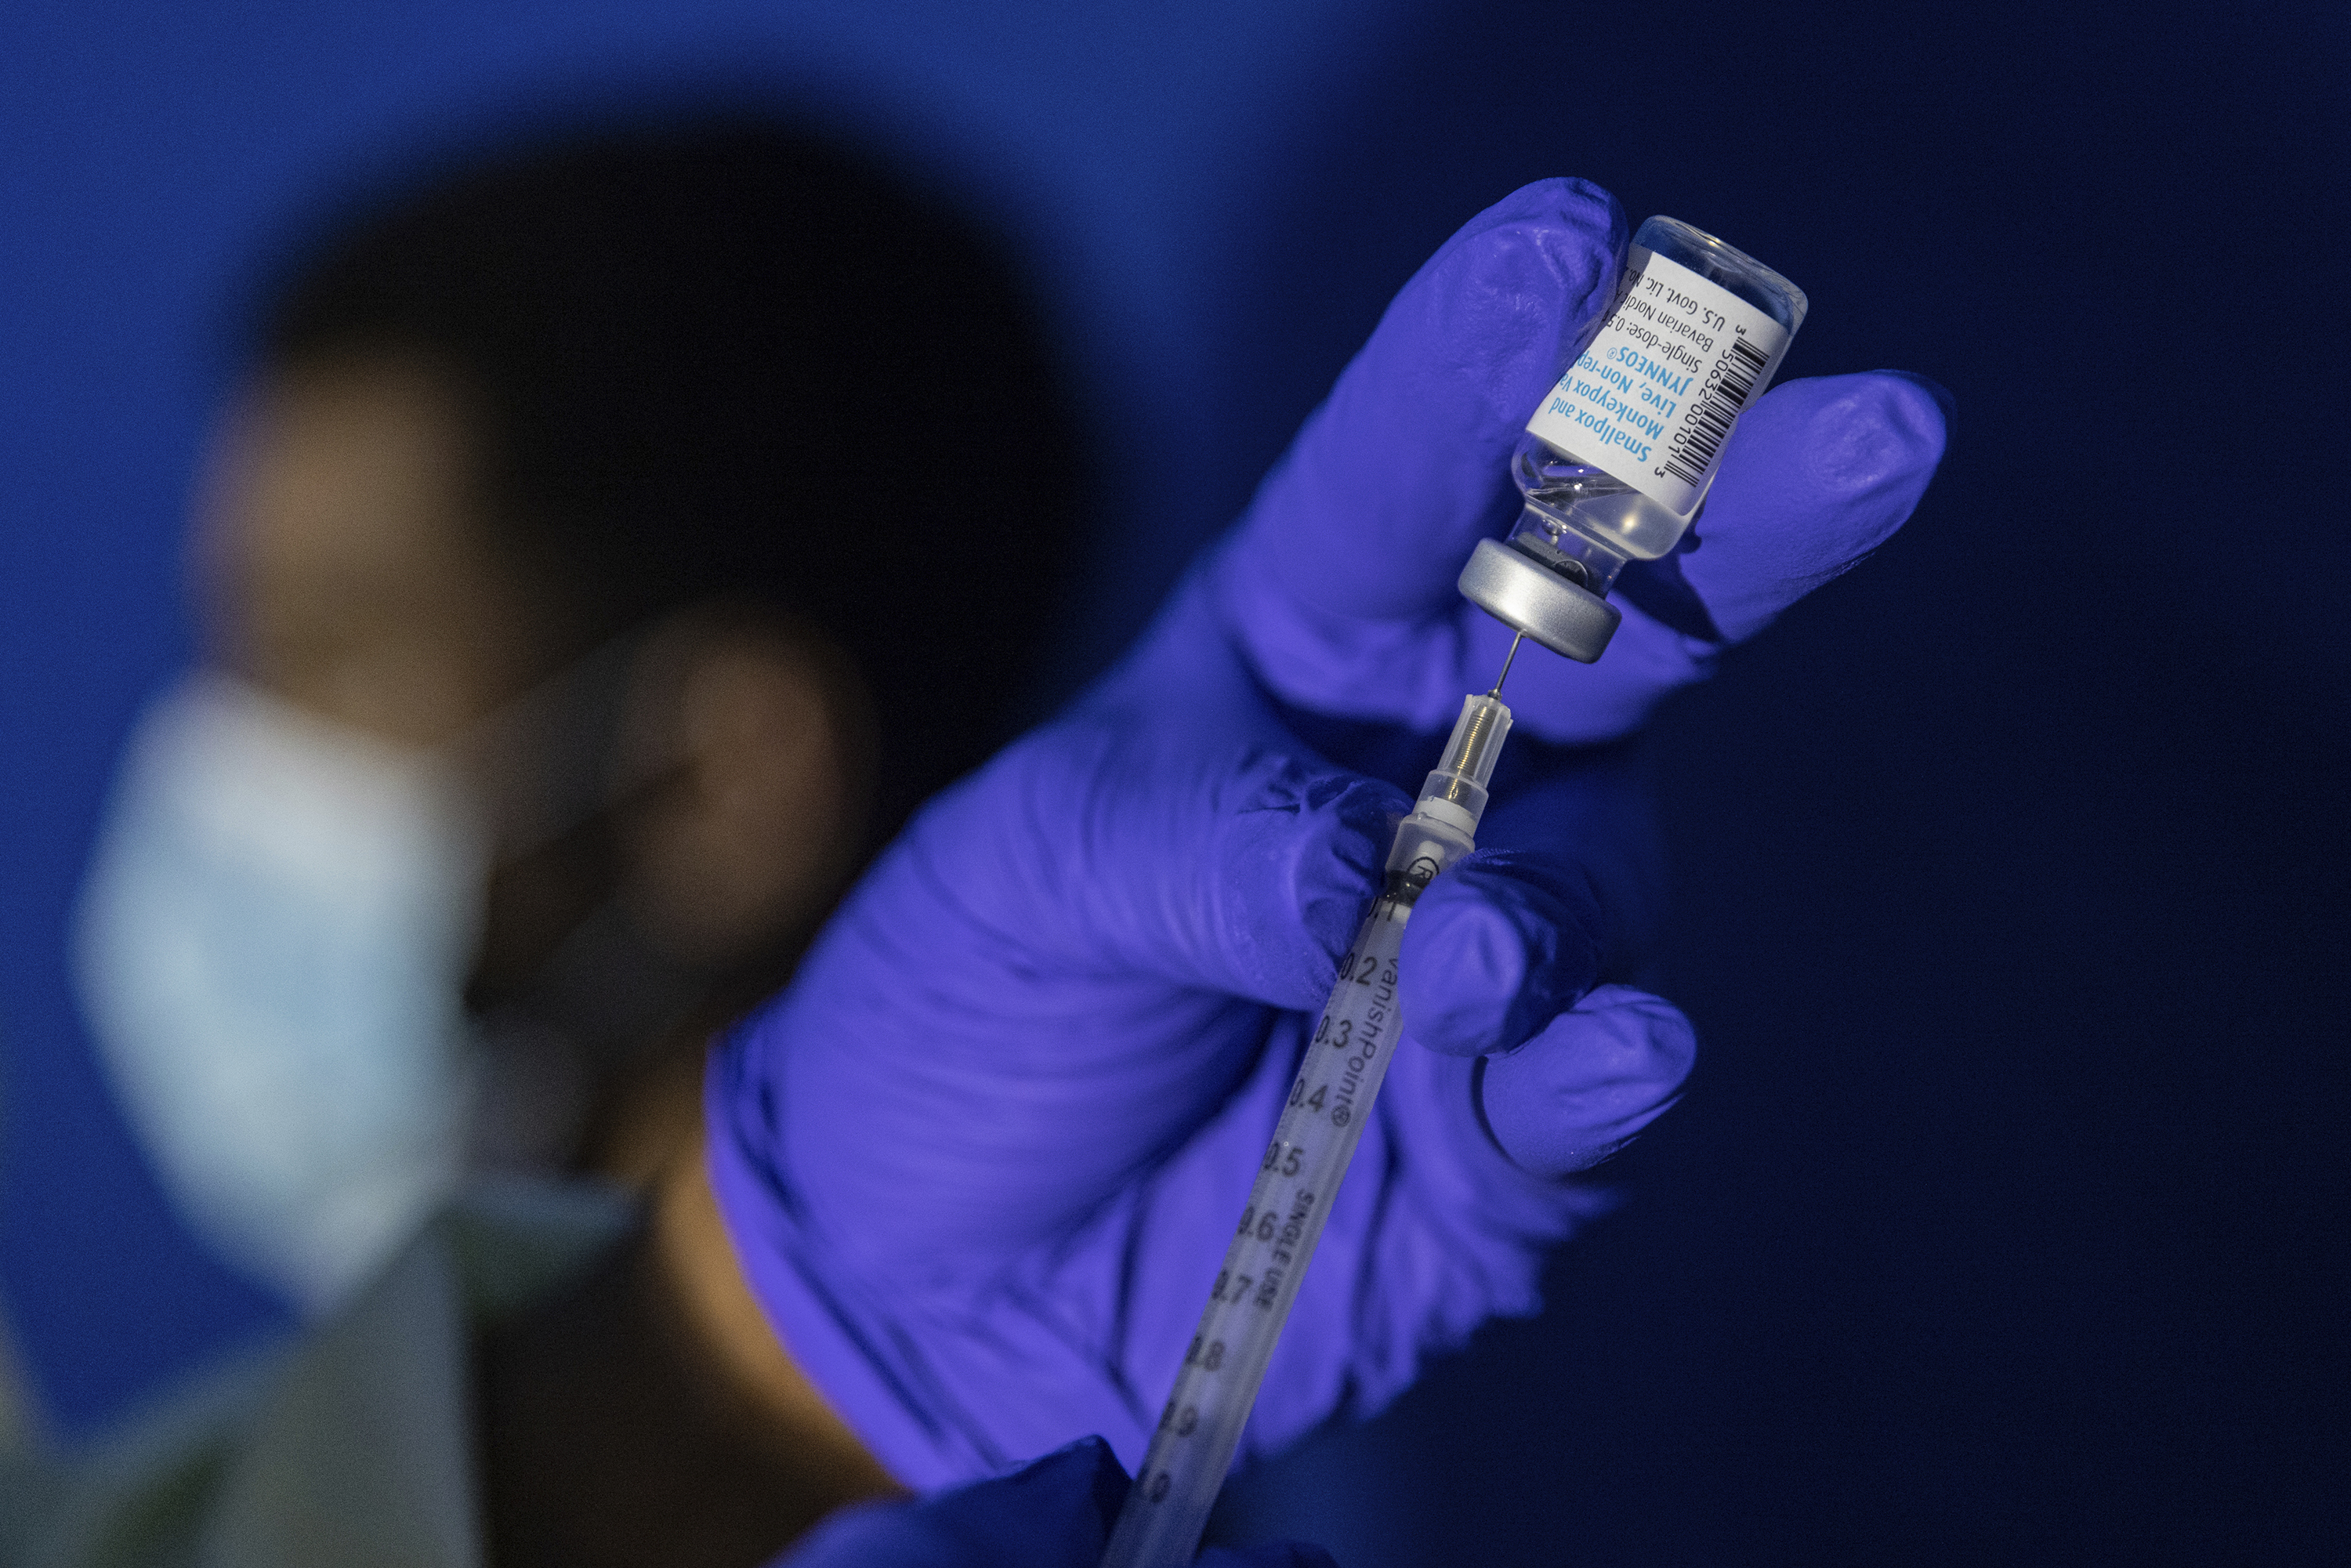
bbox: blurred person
[35,103,1352,1568]
[67,109,1080,1320]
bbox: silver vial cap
[1456,537,1621,664]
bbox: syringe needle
[1488,631,1526,697]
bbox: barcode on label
[1660,335,1771,488]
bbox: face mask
[73,672,488,1313]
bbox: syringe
[1100,209,1804,1566]
[1099,641,1523,1568]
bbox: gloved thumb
[1233,176,1626,627]
[910,718,1412,1012]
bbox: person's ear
[614,616,871,971]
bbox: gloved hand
[709,178,1951,1487]
[781,1438,1334,1568]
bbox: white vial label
[1525,245,1793,516]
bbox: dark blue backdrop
[4,2,2344,1563]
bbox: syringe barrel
[1102,694,1516,1566]
[1099,889,1415,1568]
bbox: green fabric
[5,1179,631,1568]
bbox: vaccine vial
[1458,215,1806,661]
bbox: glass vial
[1460,215,1807,661]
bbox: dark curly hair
[258,110,1081,844]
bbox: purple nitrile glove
[709,178,1951,1489]
[779,1437,1335,1568]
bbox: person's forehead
[195,352,567,746]
[214,355,483,584]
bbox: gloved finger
[1213,179,1625,707]
[1497,369,1953,744]
[1475,983,1697,1180]
[1395,847,1608,1058]
[776,1436,1125,1568]
[776,1435,1344,1568]
[931,719,1408,1011]
[1682,369,1954,643]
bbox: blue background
[4,2,2346,1562]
